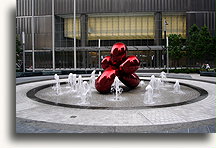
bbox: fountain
[28,66,202,111]
[43,65,199,109]
[17,71,212,134]
[90,70,96,88]
[157,78,163,87]
[29,44,202,109]
[67,73,73,88]
[174,80,181,93]
[149,75,157,89]
[111,77,123,101]
[160,71,167,86]
[76,75,83,92]
[67,73,77,92]
[16,43,213,134]
[98,71,102,77]
[144,85,154,104]
[35,76,201,108]
[149,75,160,95]
[160,71,167,80]
[79,81,91,105]
[140,80,145,87]
[64,72,95,104]
[53,74,61,95]
[71,74,77,91]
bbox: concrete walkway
[16,74,216,133]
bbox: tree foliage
[186,24,215,64]
[168,34,184,67]
[16,35,22,63]
[199,26,215,62]
[186,24,201,59]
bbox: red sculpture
[95,42,140,93]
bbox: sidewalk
[16,73,216,133]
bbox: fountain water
[144,85,154,104]
[174,80,181,93]
[160,71,167,80]
[67,73,77,92]
[111,77,123,101]
[149,75,157,89]
[68,73,73,87]
[72,74,77,91]
[64,73,93,104]
[156,78,163,88]
[79,81,91,104]
[53,73,95,104]
[53,74,61,95]
[98,71,102,77]
[35,73,200,108]
[140,80,145,87]
[77,75,83,91]
[149,75,164,97]
[90,70,96,88]
[160,71,167,86]
[83,81,92,98]
[44,69,196,108]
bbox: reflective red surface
[95,43,140,93]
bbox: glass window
[162,14,186,38]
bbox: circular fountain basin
[27,79,207,110]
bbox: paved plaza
[16,73,216,133]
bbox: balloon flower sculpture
[95,42,140,93]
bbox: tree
[168,34,184,67]
[199,26,214,63]
[186,24,201,63]
[16,35,22,63]
[186,24,215,66]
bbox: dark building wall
[55,16,74,48]
[16,17,32,49]
[54,0,206,15]
[16,0,215,16]
[16,0,33,16]
[154,12,162,45]
[186,12,215,36]
[54,0,188,14]
[16,0,215,68]
[54,0,214,14]
[187,0,215,11]
[16,0,215,43]
[80,14,88,47]
[16,16,52,50]
[16,0,52,16]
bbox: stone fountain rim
[25,79,208,110]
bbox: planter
[200,71,216,77]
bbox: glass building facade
[64,13,186,40]
[16,0,215,70]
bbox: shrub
[163,68,200,73]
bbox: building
[16,0,215,70]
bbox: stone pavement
[16,117,215,133]
[16,74,216,133]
